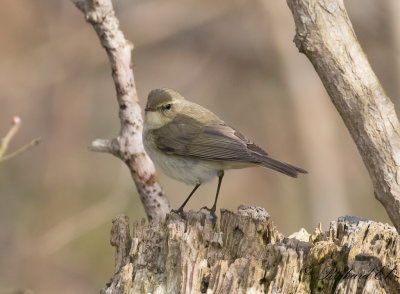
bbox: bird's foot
[170,208,185,218]
[199,206,217,219]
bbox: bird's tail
[258,156,307,178]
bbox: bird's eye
[165,104,171,110]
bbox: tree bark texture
[72,0,170,222]
[286,0,400,233]
[101,206,400,294]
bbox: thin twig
[0,116,21,158]
[0,138,40,163]
[0,116,40,163]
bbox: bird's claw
[171,208,185,217]
[199,206,217,218]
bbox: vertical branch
[287,0,400,232]
[72,0,169,222]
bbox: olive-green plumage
[143,88,307,215]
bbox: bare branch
[287,0,400,232]
[0,138,40,163]
[88,138,113,153]
[71,0,170,222]
[0,116,40,163]
[0,116,21,159]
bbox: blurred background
[0,0,399,293]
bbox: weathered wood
[101,206,400,294]
[286,0,400,233]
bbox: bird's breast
[143,131,218,185]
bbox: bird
[142,88,307,216]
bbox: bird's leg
[171,183,201,215]
[201,170,224,217]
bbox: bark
[286,0,400,233]
[101,206,400,294]
[72,0,169,222]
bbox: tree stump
[101,206,400,293]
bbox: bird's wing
[152,114,266,162]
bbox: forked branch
[0,116,40,163]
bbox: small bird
[143,88,307,216]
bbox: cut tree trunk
[101,206,400,294]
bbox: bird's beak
[145,106,156,112]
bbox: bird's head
[144,88,185,129]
